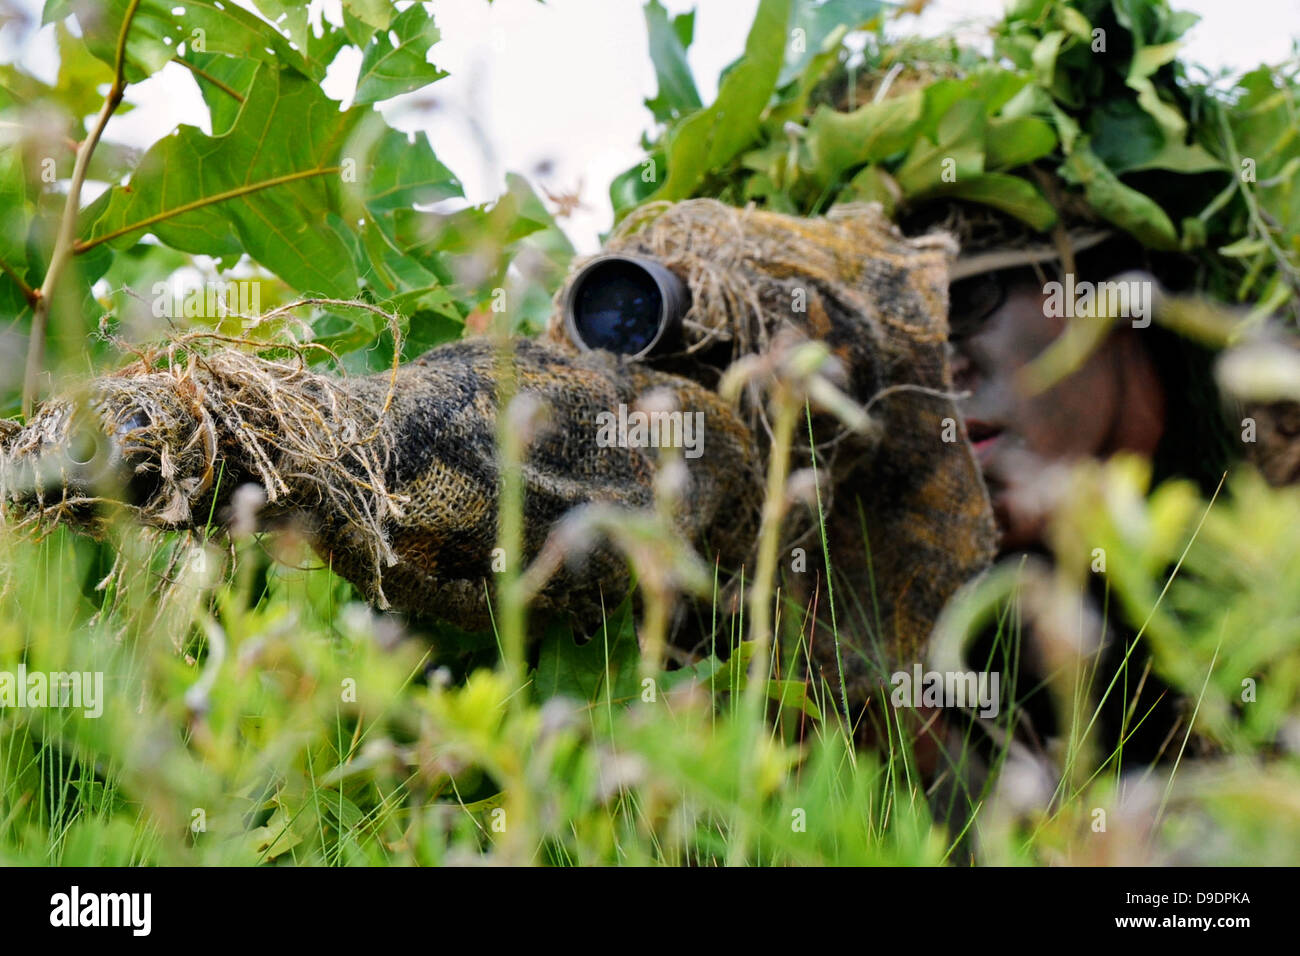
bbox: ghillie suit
[0,200,996,714]
[0,336,760,635]
[548,199,997,697]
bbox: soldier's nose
[949,349,978,395]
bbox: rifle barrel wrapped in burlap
[1,337,762,634]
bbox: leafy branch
[23,0,142,416]
[1212,101,1300,306]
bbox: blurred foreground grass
[0,458,1297,866]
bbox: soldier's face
[947,270,1165,550]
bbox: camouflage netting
[0,336,762,633]
[2,200,996,704]
[549,199,998,688]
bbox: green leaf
[994,32,1039,72]
[764,679,822,719]
[907,77,969,142]
[1127,139,1224,176]
[54,21,126,120]
[355,126,463,214]
[81,65,363,296]
[917,72,1027,137]
[344,0,394,32]
[359,172,568,342]
[1217,237,1268,259]
[249,807,303,861]
[0,145,34,317]
[1125,40,1187,141]
[1031,30,1067,91]
[1006,0,1052,20]
[47,0,310,84]
[1056,4,1092,41]
[532,601,641,705]
[893,98,986,197]
[985,115,1057,171]
[1002,80,1082,153]
[320,791,365,831]
[766,24,846,126]
[804,90,923,189]
[1230,68,1300,276]
[249,0,310,52]
[353,3,447,106]
[778,0,887,88]
[181,50,258,136]
[501,171,576,264]
[652,0,793,201]
[1061,142,1179,250]
[643,1,702,123]
[697,641,822,719]
[250,0,352,74]
[930,173,1058,231]
[1087,97,1162,171]
[1110,0,1199,47]
[837,164,900,216]
[610,151,665,216]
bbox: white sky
[2,0,1298,252]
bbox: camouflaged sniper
[0,200,997,701]
[550,200,997,689]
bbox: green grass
[0,456,1297,865]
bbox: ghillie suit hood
[549,199,998,694]
[2,201,996,708]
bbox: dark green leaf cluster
[617,0,1299,318]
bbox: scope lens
[571,259,664,356]
[66,423,104,467]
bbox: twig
[0,254,37,307]
[23,0,143,416]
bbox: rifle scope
[562,255,689,360]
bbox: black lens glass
[572,260,664,355]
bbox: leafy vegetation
[0,0,1296,866]
[620,0,1300,322]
